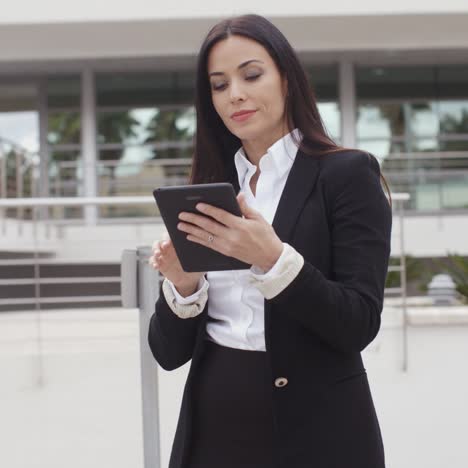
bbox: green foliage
[386,254,468,303]
[48,112,81,145]
[432,253,468,303]
[385,255,433,292]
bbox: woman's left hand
[177,192,284,272]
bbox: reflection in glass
[0,111,38,152]
[415,176,468,211]
[317,102,340,140]
[357,104,404,139]
[408,103,439,138]
[0,82,39,152]
[98,147,192,199]
[357,139,406,159]
[49,150,83,218]
[409,138,439,152]
[97,111,140,145]
[98,148,192,218]
[144,107,195,143]
[305,66,339,140]
[49,151,82,196]
[97,107,195,146]
[439,140,468,152]
[439,101,468,135]
[48,111,81,145]
[357,139,392,160]
[357,100,468,156]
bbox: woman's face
[207,35,288,144]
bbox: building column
[38,79,49,199]
[339,60,357,149]
[81,67,98,225]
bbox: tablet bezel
[153,183,251,272]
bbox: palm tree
[439,108,468,151]
[144,107,194,159]
[97,111,140,196]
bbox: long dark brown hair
[190,14,392,206]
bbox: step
[0,260,121,312]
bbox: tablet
[153,183,251,272]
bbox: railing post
[122,247,161,468]
[398,199,408,372]
[0,146,6,235]
[81,67,98,225]
[16,151,23,235]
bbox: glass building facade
[1,62,467,218]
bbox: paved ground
[0,308,147,468]
[2,304,468,468]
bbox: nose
[229,78,246,103]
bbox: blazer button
[274,377,288,388]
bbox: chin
[228,124,262,142]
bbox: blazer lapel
[272,149,320,243]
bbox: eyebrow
[208,59,264,77]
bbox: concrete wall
[1,305,467,468]
[3,213,468,261]
[1,5,468,62]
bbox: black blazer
[148,149,392,468]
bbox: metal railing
[0,196,156,309]
[2,147,467,220]
[51,158,192,198]
[0,137,40,196]
[0,137,40,222]
[380,151,468,212]
[0,193,409,468]
[0,191,409,311]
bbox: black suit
[148,149,392,468]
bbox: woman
[148,14,392,468]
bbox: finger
[178,211,228,236]
[160,240,170,251]
[178,222,212,241]
[148,257,159,269]
[193,203,241,228]
[186,234,229,257]
[158,243,175,263]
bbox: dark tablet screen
[153,183,251,272]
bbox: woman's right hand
[149,232,205,297]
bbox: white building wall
[2,213,468,261]
[2,0,468,23]
[1,3,468,62]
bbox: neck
[241,123,290,167]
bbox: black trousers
[187,339,275,468]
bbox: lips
[231,110,257,122]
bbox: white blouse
[162,129,305,351]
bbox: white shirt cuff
[162,276,209,319]
[249,243,304,299]
[168,276,209,304]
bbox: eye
[211,81,227,92]
[245,73,261,82]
